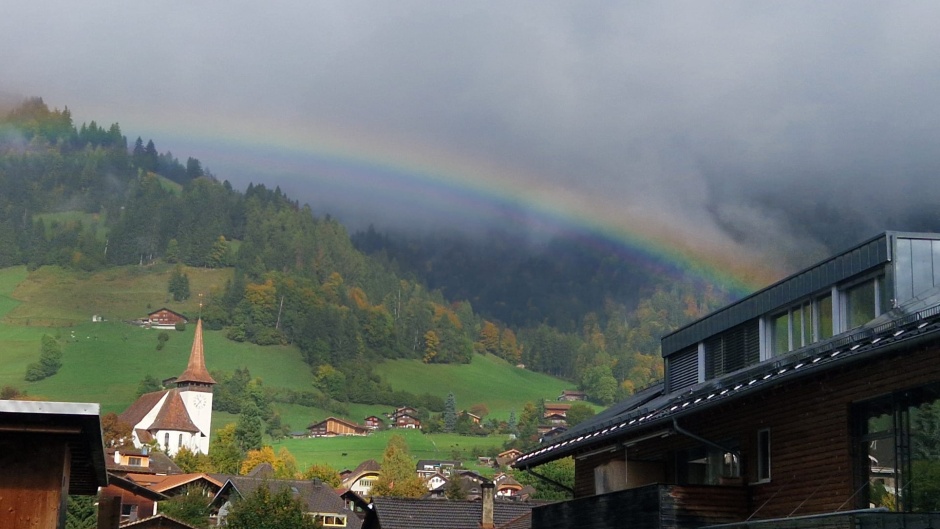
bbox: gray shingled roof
[368,497,534,529]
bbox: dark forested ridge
[0,97,729,406]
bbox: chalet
[542,402,570,418]
[364,415,384,429]
[544,412,567,426]
[211,474,361,529]
[0,400,108,529]
[558,390,588,401]
[106,447,182,476]
[341,459,382,498]
[495,474,524,498]
[496,448,523,468]
[461,410,482,424]
[147,308,188,329]
[393,412,421,429]
[120,320,215,456]
[307,416,371,437]
[515,232,940,529]
[423,470,449,491]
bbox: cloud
[4,2,940,277]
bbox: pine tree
[444,392,457,433]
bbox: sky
[4,2,940,287]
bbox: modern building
[515,232,940,528]
[121,319,216,455]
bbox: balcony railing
[531,484,748,529]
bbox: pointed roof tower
[176,319,216,386]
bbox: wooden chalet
[307,416,371,437]
[393,412,421,429]
[514,232,940,529]
[542,402,570,418]
[364,415,384,429]
[147,308,188,329]
[0,400,108,529]
[558,390,588,401]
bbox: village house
[514,232,940,529]
[364,415,384,430]
[307,416,371,437]
[415,459,461,478]
[341,459,382,498]
[542,402,570,418]
[120,320,215,456]
[211,470,361,528]
[388,406,422,429]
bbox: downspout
[672,418,741,458]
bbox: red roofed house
[120,320,216,456]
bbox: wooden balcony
[531,484,749,529]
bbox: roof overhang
[0,400,108,494]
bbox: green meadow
[0,265,575,468]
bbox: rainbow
[127,111,781,299]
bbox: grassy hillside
[0,266,577,437]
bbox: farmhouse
[147,308,188,329]
[558,390,587,401]
[515,232,940,529]
[307,416,371,437]
[120,319,215,456]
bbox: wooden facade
[564,343,940,521]
[308,416,370,436]
[148,308,187,328]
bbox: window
[313,514,347,527]
[854,383,940,512]
[770,295,832,356]
[178,433,183,448]
[164,433,169,448]
[842,275,888,332]
[757,429,771,482]
[677,442,740,485]
[705,320,760,378]
[127,456,142,466]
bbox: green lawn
[0,264,576,469]
[379,353,572,421]
[272,429,508,472]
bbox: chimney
[113,450,121,465]
[481,480,495,529]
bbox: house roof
[148,308,188,319]
[175,319,216,385]
[105,472,169,501]
[119,513,200,529]
[150,472,223,494]
[212,476,359,527]
[0,400,108,495]
[367,497,535,529]
[120,390,170,427]
[148,389,200,433]
[308,416,368,431]
[499,512,532,529]
[515,291,940,470]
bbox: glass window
[855,384,940,512]
[772,313,789,355]
[818,294,833,339]
[757,429,771,482]
[801,303,813,346]
[845,279,877,330]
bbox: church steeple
[176,319,216,386]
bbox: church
[120,319,216,456]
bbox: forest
[0,97,731,407]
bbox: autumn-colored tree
[423,330,439,363]
[301,462,342,487]
[240,446,299,479]
[370,434,427,498]
[174,446,213,473]
[478,321,500,355]
[100,412,135,449]
[469,403,490,419]
[499,328,521,363]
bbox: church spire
[176,319,216,386]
